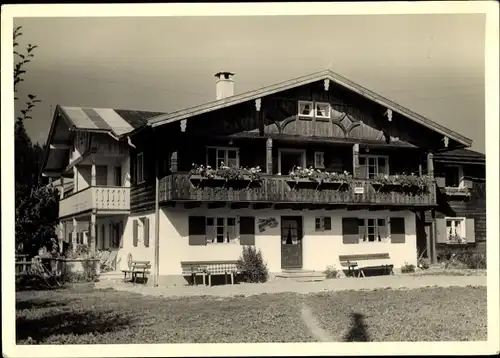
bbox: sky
[14,14,486,153]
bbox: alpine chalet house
[42,69,477,285]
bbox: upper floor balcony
[158,171,437,208]
[59,186,130,218]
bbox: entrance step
[275,269,326,282]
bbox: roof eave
[148,69,473,147]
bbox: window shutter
[143,218,150,247]
[324,217,332,231]
[378,220,388,241]
[465,218,475,243]
[342,218,359,244]
[390,217,406,244]
[189,216,207,245]
[239,216,255,245]
[359,165,367,179]
[133,220,138,247]
[435,218,447,243]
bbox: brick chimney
[215,71,235,100]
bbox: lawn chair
[102,250,118,272]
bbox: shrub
[451,252,486,270]
[237,246,268,283]
[401,262,416,274]
[417,258,430,270]
[324,265,339,279]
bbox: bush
[417,258,430,270]
[448,252,486,270]
[324,265,339,279]
[236,246,268,283]
[401,262,416,274]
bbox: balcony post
[426,151,434,177]
[58,221,64,254]
[59,177,65,200]
[352,143,360,178]
[91,163,96,186]
[266,138,273,174]
[170,152,178,173]
[72,217,77,248]
[73,167,78,193]
[89,211,96,254]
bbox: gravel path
[95,274,486,299]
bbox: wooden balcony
[159,173,437,208]
[59,186,130,218]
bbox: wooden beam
[208,202,226,209]
[184,202,201,209]
[230,203,250,210]
[427,152,434,177]
[252,203,273,210]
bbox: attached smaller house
[433,148,486,256]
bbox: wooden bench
[339,253,394,278]
[122,261,151,284]
[181,260,241,287]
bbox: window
[359,155,389,179]
[206,147,239,169]
[298,101,314,117]
[315,217,332,232]
[445,217,466,243]
[298,101,331,119]
[444,166,464,188]
[315,102,331,118]
[136,152,144,184]
[314,151,325,169]
[358,218,388,243]
[114,166,122,186]
[206,217,237,243]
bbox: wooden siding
[159,173,436,207]
[129,128,157,213]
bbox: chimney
[215,71,235,100]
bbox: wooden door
[281,216,303,269]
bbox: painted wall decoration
[258,218,278,233]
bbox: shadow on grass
[343,313,370,342]
[16,299,68,311]
[16,309,135,344]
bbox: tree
[14,26,59,255]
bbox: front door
[281,216,303,269]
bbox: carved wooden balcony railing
[59,186,130,218]
[159,173,436,207]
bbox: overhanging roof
[434,148,485,165]
[41,105,167,176]
[148,69,473,147]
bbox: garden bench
[122,261,151,284]
[339,253,394,278]
[181,260,241,287]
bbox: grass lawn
[15,283,487,344]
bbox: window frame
[314,151,325,169]
[136,152,145,184]
[206,146,240,169]
[358,218,389,243]
[315,102,331,119]
[205,216,239,244]
[298,101,315,118]
[359,154,390,178]
[444,216,466,243]
[314,216,331,232]
[444,165,465,188]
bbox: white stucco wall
[154,206,417,276]
[116,211,156,271]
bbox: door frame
[280,215,304,269]
[277,148,306,175]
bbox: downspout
[154,131,160,287]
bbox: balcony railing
[159,173,436,207]
[59,186,130,218]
